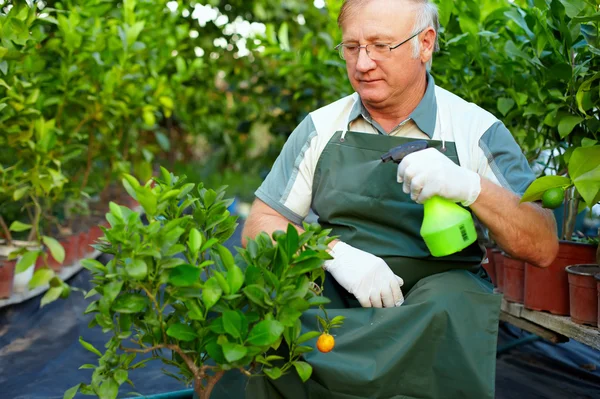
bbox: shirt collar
[347,72,437,138]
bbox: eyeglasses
[334,28,425,61]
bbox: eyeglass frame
[334,28,426,61]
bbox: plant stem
[197,370,224,399]
[141,285,168,342]
[0,215,12,244]
[28,197,42,242]
[122,344,198,375]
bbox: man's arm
[398,147,559,268]
[471,178,558,268]
[241,198,305,247]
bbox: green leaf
[277,307,302,327]
[227,265,245,294]
[214,271,231,295]
[216,244,235,270]
[296,331,321,345]
[222,342,248,363]
[63,384,81,399]
[573,165,600,207]
[42,235,65,264]
[569,146,600,180]
[109,201,123,221]
[126,259,148,280]
[166,323,197,342]
[13,186,28,201]
[29,268,54,289]
[286,223,299,259]
[16,250,40,273]
[169,264,201,287]
[202,277,222,310]
[293,361,313,383]
[243,285,267,307]
[558,115,584,138]
[114,369,128,385]
[112,293,148,313]
[98,378,118,399]
[205,340,227,364]
[521,176,572,203]
[264,367,282,379]
[188,228,202,253]
[247,320,284,346]
[41,286,63,307]
[222,310,242,339]
[79,336,102,357]
[289,257,323,277]
[497,97,515,116]
[9,221,31,232]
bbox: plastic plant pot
[524,241,596,316]
[565,264,600,326]
[502,255,525,303]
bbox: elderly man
[216,0,559,398]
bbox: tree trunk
[195,370,225,399]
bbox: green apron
[211,131,502,399]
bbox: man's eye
[373,44,389,50]
[345,45,360,52]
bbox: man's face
[341,0,425,110]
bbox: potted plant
[65,168,343,399]
[520,144,600,315]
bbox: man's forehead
[340,1,417,39]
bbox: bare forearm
[470,178,559,267]
[241,199,305,247]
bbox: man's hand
[324,242,404,308]
[397,148,481,206]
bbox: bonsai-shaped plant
[65,167,342,399]
[521,144,600,241]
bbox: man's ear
[420,27,436,64]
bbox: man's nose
[355,47,376,72]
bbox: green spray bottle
[381,141,477,257]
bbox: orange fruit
[541,187,565,209]
[316,333,335,353]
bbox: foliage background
[0,0,599,236]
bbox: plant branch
[140,285,168,342]
[0,215,12,244]
[122,344,198,375]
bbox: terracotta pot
[596,273,600,328]
[0,258,16,299]
[87,225,104,254]
[566,264,600,326]
[524,241,596,315]
[492,249,504,292]
[62,234,80,267]
[483,248,497,286]
[503,255,525,303]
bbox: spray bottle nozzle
[380,140,429,164]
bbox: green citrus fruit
[541,187,565,209]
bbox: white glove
[397,148,481,206]
[324,242,404,308]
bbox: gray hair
[338,0,440,69]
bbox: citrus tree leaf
[221,342,247,363]
[169,264,200,287]
[111,293,148,314]
[166,323,197,341]
[247,320,284,346]
[520,176,572,202]
[293,361,313,382]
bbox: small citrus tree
[65,167,341,399]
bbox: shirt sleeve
[255,115,319,225]
[477,121,536,196]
